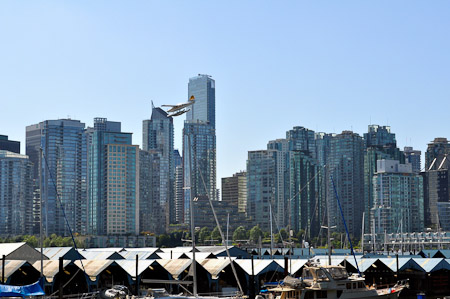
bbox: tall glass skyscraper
[142,106,174,228]
[327,131,364,237]
[0,151,34,235]
[187,74,216,128]
[26,119,87,236]
[183,74,217,224]
[87,118,139,236]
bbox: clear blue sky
[1,1,450,181]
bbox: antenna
[151,100,155,109]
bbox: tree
[211,227,222,243]
[233,226,248,242]
[198,227,211,244]
[249,226,263,243]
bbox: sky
[1,1,450,182]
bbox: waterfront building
[0,135,20,154]
[246,150,277,231]
[372,160,424,234]
[143,106,174,228]
[222,171,247,214]
[183,74,217,225]
[87,118,139,236]
[404,146,422,173]
[26,119,87,236]
[327,131,364,237]
[0,151,34,235]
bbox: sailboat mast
[269,204,273,257]
[187,135,197,296]
[39,147,44,279]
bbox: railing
[45,291,99,299]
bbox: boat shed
[77,250,124,260]
[0,260,41,285]
[42,247,84,261]
[0,242,48,261]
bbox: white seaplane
[162,95,195,117]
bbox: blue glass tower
[0,151,34,235]
[183,74,217,224]
[26,119,87,236]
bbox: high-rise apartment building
[26,119,87,236]
[246,150,277,231]
[363,125,403,234]
[289,150,320,237]
[222,171,247,214]
[0,135,20,154]
[183,74,217,224]
[404,146,421,173]
[267,139,289,228]
[372,160,424,234]
[423,138,450,229]
[0,151,34,235]
[143,106,174,229]
[327,131,364,237]
[87,118,139,236]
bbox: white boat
[261,264,408,299]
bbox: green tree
[232,226,248,242]
[249,226,263,243]
[157,234,170,247]
[198,227,211,244]
[211,227,222,243]
[23,235,38,247]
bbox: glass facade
[0,135,20,154]
[0,151,34,235]
[142,107,174,229]
[186,74,216,128]
[246,150,277,231]
[183,121,216,224]
[372,160,424,234]
[327,131,364,237]
[26,119,87,236]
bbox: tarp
[0,279,45,297]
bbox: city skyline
[2,1,450,181]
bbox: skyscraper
[143,106,174,229]
[0,151,34,235]
[222,171,247,214]
[327,131,364,237]
[363,125,403,234]
[372,160,424,234]
[183,74,217,224]
[0,135,20,154]
[186,74,216,128]
[246,150,277,231]
[87,118,139,236]
[423,138,450,229]
[26,119,87,236]
[404,146,422,173]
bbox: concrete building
[404,146,422,173]
[87,118,139,236]
[221,171,247,214]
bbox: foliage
[249,226,263,243]
[0,234,82,248]
[198,227,211,244]
[211,227,222,243]
[232,226,248,242]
